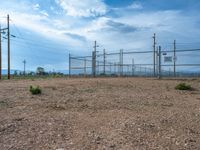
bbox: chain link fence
[69,48,200,78]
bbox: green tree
[36,67,45,75]
[14,70,18,76]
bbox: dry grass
[0,78,200,150]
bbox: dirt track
[0,78,200,150]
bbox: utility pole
[153,33,156,77]
[0,25,2,80]
[173,40,176,77]
[23,60,26,76]
[7,14,10,79]
[0,14,12,80]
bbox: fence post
[92,51,96,77]
[97,61,99,75]
[109,63,112,75]
[84,58,86,77]
[132,58,135,76]
[158,46,162,79]
[173,40,176,77]
[120,49,123,76]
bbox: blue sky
[0,0,200,72]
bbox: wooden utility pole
[23,60,26,75]
[153,33,156,77]
[0,25,2,80]
[7,14,10,79]
[173,40,176,77]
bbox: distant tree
[28,71,35,76]
[19,72,23,76]
[14,70,18,76]
[36,67,45,75]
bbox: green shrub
[30,85,42,95]
[175,83,192,91]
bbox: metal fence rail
[69,48,200,78]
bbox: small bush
[175,83,192,91]
[30,85,42,95]
[0,101,8,108]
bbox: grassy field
[0,77,200,149]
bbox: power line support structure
[0,15,11,80]
[7,15,10,80]
[23,60,26,76]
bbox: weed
[80,88,96,93]
[175,83,192,91]
[30,85,42,95]
[0,101,8,108]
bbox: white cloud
[128,2,143,10]
[55,0,107,17]
[40,10,49,17]
[0,8,86,49]
[33,3,40,10]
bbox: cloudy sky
[0,0,200,72]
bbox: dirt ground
[0,77,200,150]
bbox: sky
[0,0,200,72]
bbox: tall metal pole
[7,14,10,80]
[23,60,26,76]
[0,25,2,80]
[153,33,156,77]
[173,40,176,77]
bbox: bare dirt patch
[0,78,200,149]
